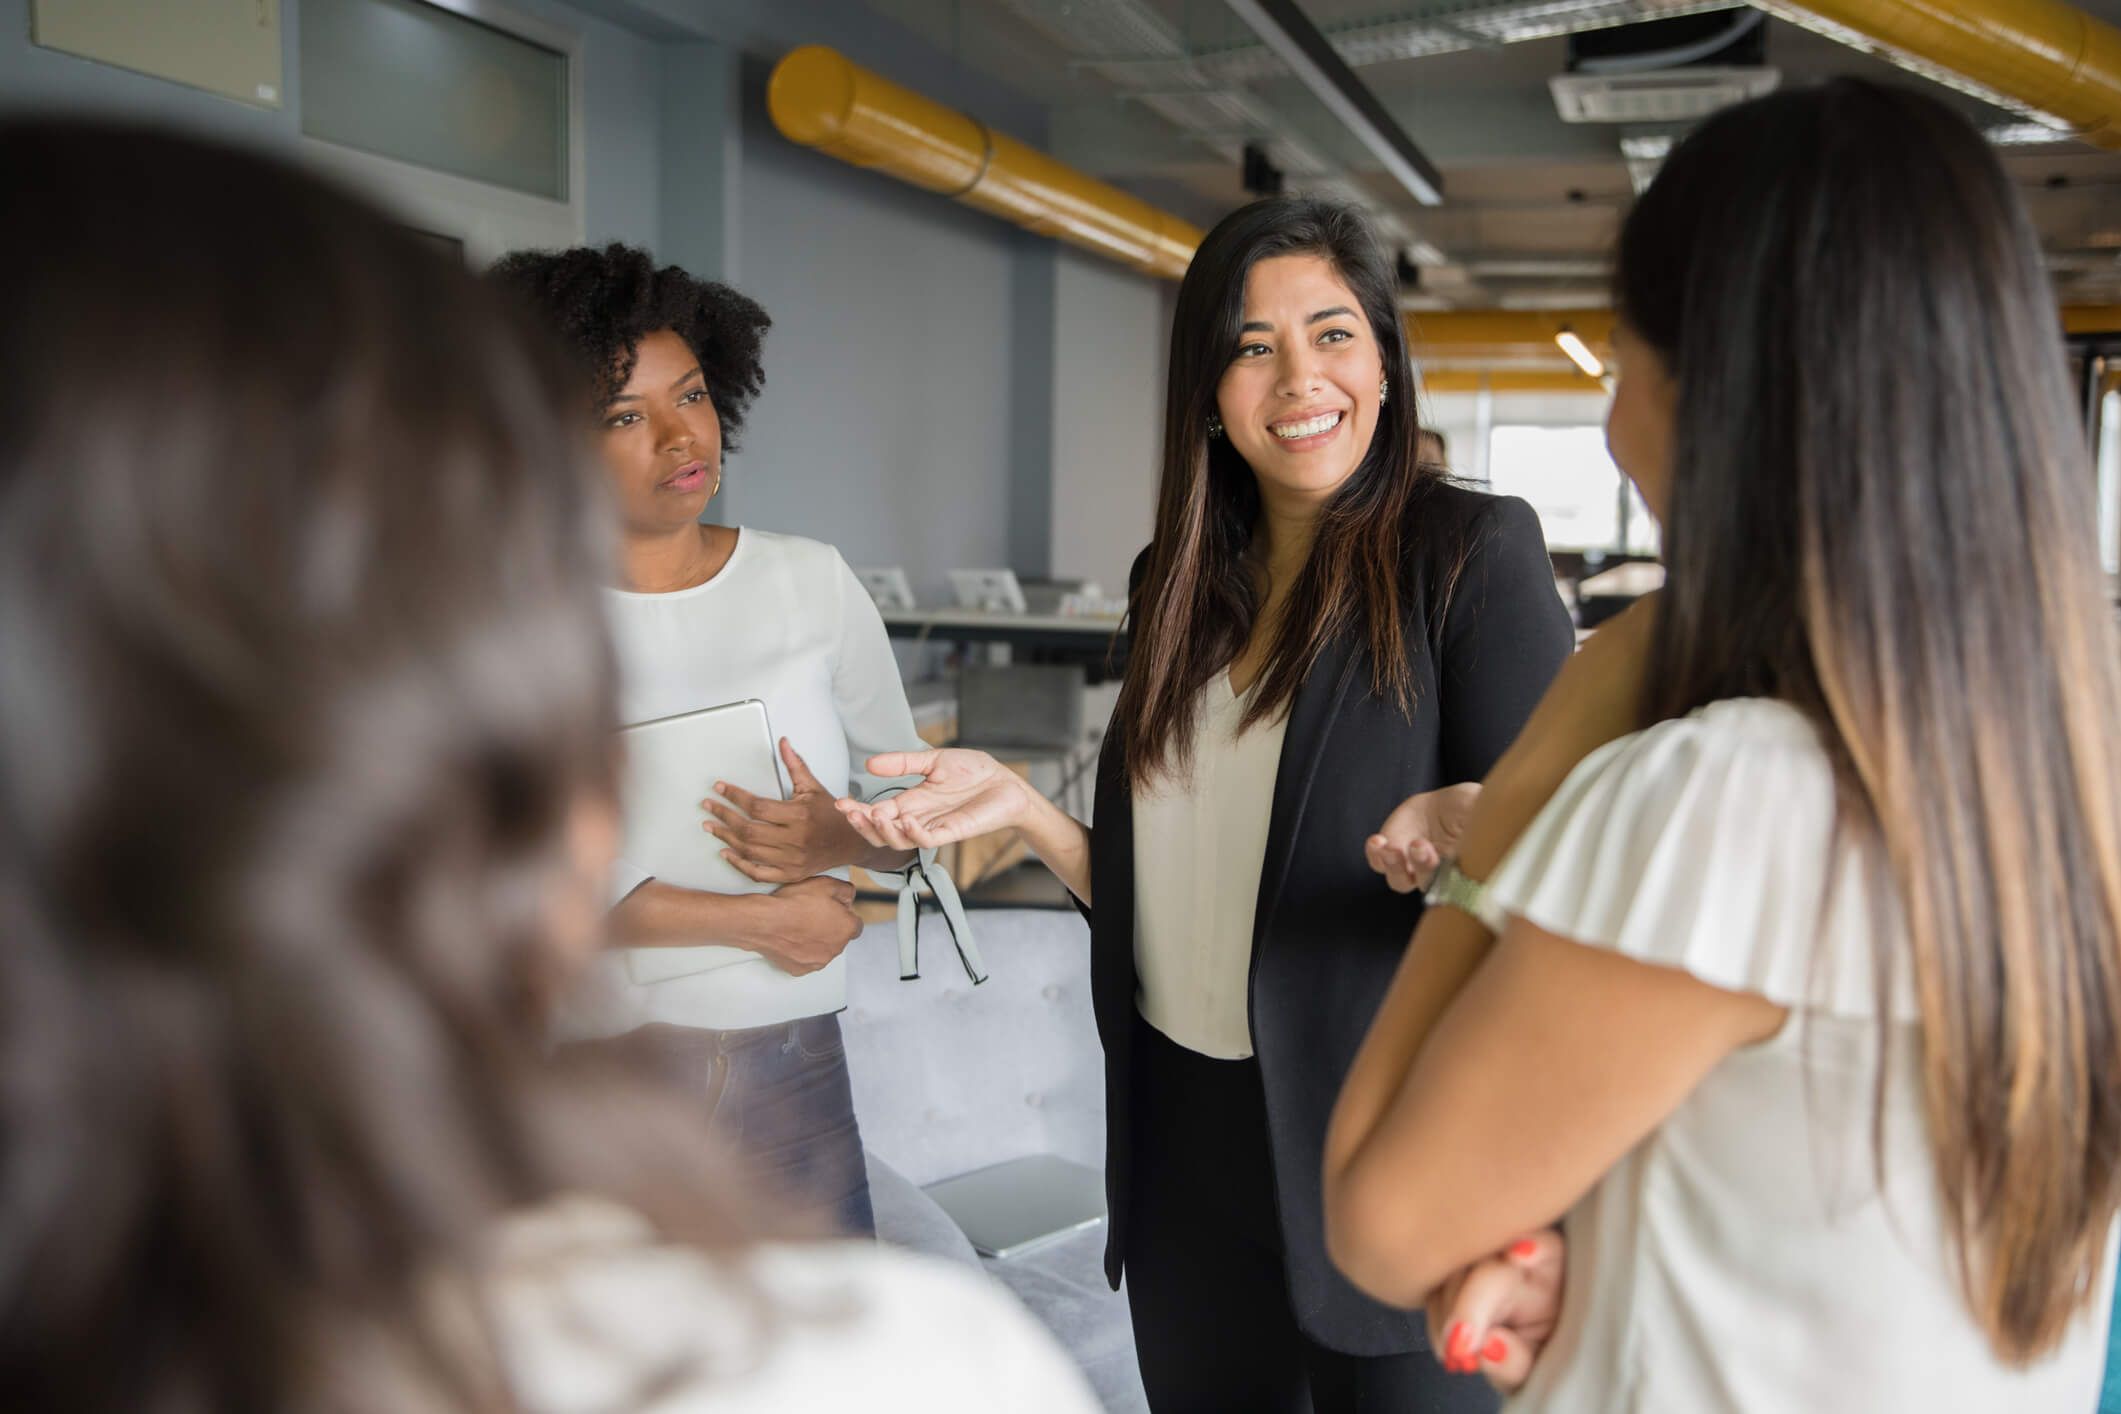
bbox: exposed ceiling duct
[767,45,1202,278]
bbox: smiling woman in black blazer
[841,198,1573,1413]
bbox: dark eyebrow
[1238,306,1356,335]
[605,366,705,405]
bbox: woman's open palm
[836,748,1033,852]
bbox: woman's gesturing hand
[1427,1228,1564,1391]
[707,739,875,883]
[1365,783,1481,893]
[836,748,1033,851]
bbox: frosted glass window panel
[2099,389,2119,577]
[301,0,568,201]
[32,0,283,108]
[1487,425,1623,553]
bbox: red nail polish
[1483,1336,1508,1363]
[1510,1238,1538,1261]
[1445,1322,1470,1363]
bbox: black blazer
[1083,484,1575,1357]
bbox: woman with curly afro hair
[490,243,933,1238]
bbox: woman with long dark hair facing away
[487,246,944,1240]
[0,118,1096,1414]
[1323,79,2121,1411]
[841,198,1575,1412]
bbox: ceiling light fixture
[1556,328,1605,379]
[1986,121,2072,147]
[1223,0,1445,206]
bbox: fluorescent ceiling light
[1619,134,1674,162]
[1556,328,1605,379]
[1986,121,2072,147]
[1224,0,1445,206]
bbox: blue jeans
[600,1015,875,1238]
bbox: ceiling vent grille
[1550,66,1780,123]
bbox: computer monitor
[947,568,1027,614]
[855,566,917,612]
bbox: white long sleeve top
[570,528,925,1036]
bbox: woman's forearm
[1018,789,1094,905]
[608,880,769,951]
[1328,600,1661,1197]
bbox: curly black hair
[487,242,771,450]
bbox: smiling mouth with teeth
[1272,410,1344,440]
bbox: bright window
[1486,425,1657,555]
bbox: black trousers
[1124,1012,1498,1414]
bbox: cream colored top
[1488,697,2116,1413]
[1130,673,1289,1059]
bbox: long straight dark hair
[0,122,768,1411]
[1620,79,2121,1360]
[1119,198,1445,785]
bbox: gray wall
[1048,249,1169,596]
[726,64,1021,601]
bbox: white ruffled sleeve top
[1486,697,2115,1414]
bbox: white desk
[881,609,1129,666]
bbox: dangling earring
[1206,413,1224,440]
[711,468,723,498]
[1379,376,1390,407]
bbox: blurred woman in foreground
[0,119,1093,1413]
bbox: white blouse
[487,1197,1101,1413]
[572,528,925,1036]
[1131,673,1289,1059]
[1487,697,2116,1414]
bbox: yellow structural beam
[1411,307,2117,379]
[1420,370,1609,395]
[1406,310,1616,372]
[768,45,1202,281]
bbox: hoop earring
[712,468,723,498]
[1206,414,1224,440]
[1379,376,1390,406]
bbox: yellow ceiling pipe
[1764,0,2121,149]
[768,45,1202,281]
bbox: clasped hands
[697,738,899,976]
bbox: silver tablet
[615,700,785,985]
